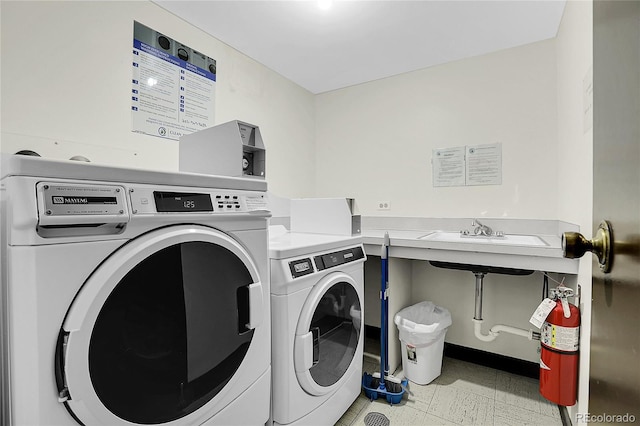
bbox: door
[591,0,640,418]
[56,225,264,425]
[294,272,362,396]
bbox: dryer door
[56,225,264,425]
[293,272,362,396]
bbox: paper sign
[131,21,216,140]
[466,143,502,186]
[431,143,503,187]
[432,146,466,187]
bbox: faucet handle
[472,218,485,227]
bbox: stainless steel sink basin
[419,231,548,247]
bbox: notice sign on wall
[432,143,502,187]
[432,146,466,187]
[132,21,216,140]
[466,143,502,186]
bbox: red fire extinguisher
[539,286,580,406]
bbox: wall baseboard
[365,325,539,379]
[444,342,539,379]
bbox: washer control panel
[285,245,366,280]
[315,246,365,271]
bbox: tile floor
[337,352,563,426]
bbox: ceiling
[154,0,566,94]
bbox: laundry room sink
[418,231,548,247]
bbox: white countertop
[268,225,362,260]
[360,218,579,274]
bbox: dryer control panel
[128,185,267,215]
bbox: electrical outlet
[377,201,391,210]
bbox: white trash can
[394,301,452,385]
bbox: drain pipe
[473,272,485,323]
[472,272,541,342]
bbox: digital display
[294,262,310,273]
[289,258,314,278]
[154,192,213,212]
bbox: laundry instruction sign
[131,22,216,140]
[432,143,502,187]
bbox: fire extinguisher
[539,286,580,406]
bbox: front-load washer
[269,228,366,426]
[0,154,271,425]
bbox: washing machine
[269,227,365,426]
[0,154,271,425]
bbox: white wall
[315,39,558,219]
[315,40,561,363]
[555,1,593,422]
[0,1,316,198]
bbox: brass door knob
[562,220,613,273]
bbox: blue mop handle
[383,233,390,379]
[380,232,390,388]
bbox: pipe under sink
[428,261,539,343]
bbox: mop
[362,232,408,404]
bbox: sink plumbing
[429,261,541,342]
[461,219,504,238]
[472,271,541,342]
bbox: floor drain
[364,412,390,426]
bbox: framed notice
[131,21,216,140]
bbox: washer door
[56,225,264,425]
[293,272,362,396]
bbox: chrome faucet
[472,219,493,236]
[460,219,504,237]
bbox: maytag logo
[52,197,88,204]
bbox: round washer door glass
[57,226,262,425]
[294,274,361,395]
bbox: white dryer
[0,155,271,425]
[269,229,365,426]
